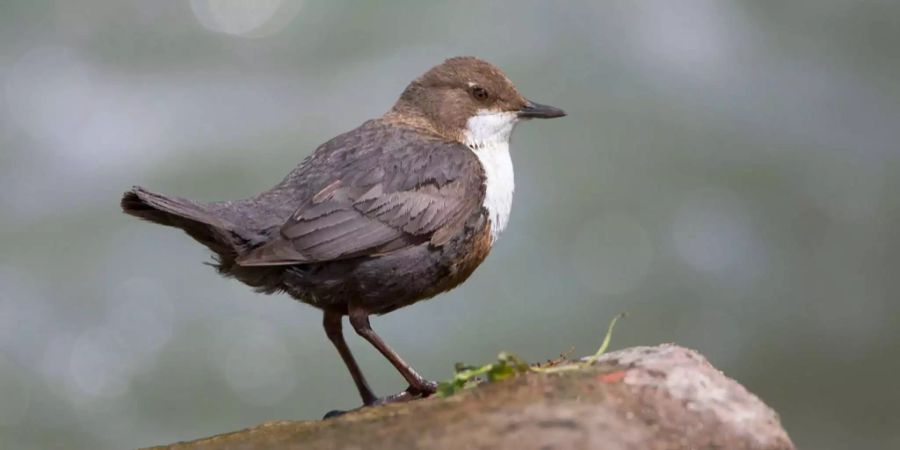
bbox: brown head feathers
[387,57,529,141]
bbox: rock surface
[146,344,794,450]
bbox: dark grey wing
[236,125,484,266]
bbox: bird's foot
[372,380,438,405]
[322,409,348,419]
[321,380,438,419]
[405,379,438,397]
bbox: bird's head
[390,56,565,148]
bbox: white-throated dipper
[121,56,565,408]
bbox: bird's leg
[323,310,378,406]
[348,304,438,398]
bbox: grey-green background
[1,1,898,449]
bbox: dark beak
[518,99,566,119]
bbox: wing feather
[236,123,484,266]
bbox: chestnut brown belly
[275,213,493,315]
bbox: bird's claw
[322,380,438,419]
[406,380,438,397]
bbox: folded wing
[236,131,483,266]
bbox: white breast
[464,111,518,243]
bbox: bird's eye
[471,86,489,101]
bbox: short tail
[121,186,241,256]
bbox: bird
[121,56,565,408]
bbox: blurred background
[1,1,898,448]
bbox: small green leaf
[581,312,627,368]
[487,364,515,382]
[436,313,627,397]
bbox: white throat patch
[464,110,518,243]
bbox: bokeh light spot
[4,46,93,144]
[571,213,655,296]
[671,188,754,273]
[106,277,176,360]
[68,328,136,401]
[190,0,303,38]
[215,318,297,406]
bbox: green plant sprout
[437,313,626,397]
